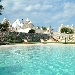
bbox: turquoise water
[0,45,75,75]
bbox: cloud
[63,2,75,17]
[49,2,75,21]
[25,5,33,11]
[1,0,60,12]
[1,0,75,31]
[24,4,53,11]
[34,4,41,9]
[57,19,68,23]
[52,13,62,19]
[1,0,53,14]
[41,4,53,10]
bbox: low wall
[0,32,51,42]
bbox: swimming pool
[0,45,75,75]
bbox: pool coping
[0,43,75,48]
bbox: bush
[28,29,35,33]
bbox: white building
[12,19,23,32]
[1,17,53,34]
[1,17,12,31]
[58,24,75,33]
[18,18,34,33]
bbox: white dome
[72,24,74,26]
[28,21,32,24]
[47,27,50,30]
[4,18,7,20]
[61,24,64,27]
[1,17,8,24]
[12,19,23,28]
[26,18,29,21]
[66,25,69,27]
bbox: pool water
[0,45,75,75]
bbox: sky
[0,0,75,31]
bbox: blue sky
[0,0,75,31]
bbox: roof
[22,18,34,29]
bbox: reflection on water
[0,45,75,75]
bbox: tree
[61,27,74,34]
[42,26,47,30]
[0,22,9,32]
[28,29,35,33]
[0,0,3,15]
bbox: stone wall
[0,32,51,42]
